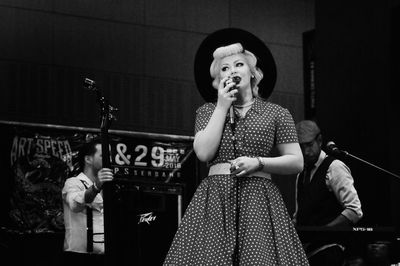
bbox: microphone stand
[328,148,400,180]
[229,106,240,266]
[337,150,400,181]
[227,78,241,264]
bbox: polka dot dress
[163,97,309,266]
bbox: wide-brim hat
[194,27,277,102]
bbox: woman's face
[219,53,252,90]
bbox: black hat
[194,28,277,102]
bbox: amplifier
[103,180,184,266]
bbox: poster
[0,121,195,234]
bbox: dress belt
[208,163,271,179]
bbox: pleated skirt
[163,174,309,266]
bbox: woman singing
[163,28,309,266]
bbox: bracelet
[255,157,265,171]
[93,182,101,193]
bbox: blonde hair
[209,43,263,97]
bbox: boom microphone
[326,141,348,157]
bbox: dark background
[315,1,400,231]
[0,0,314,227]
[1,0,400,264]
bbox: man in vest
[293,120,363,266]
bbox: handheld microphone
[229,76,241,126]
[326,141,348,157]
[230,106,235,125]
[231,76,241,86]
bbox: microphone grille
[232,76,241,84]
[327,141,335,146]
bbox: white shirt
[62,172,104,254]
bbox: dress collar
[251,96,267,115]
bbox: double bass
[83,78,118,257]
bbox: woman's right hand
[216,76,238,111]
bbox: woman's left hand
[229,156,260,177]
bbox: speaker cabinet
[104,180,183,266]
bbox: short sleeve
[194,103,216,134]
[275,107,299,144]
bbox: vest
[297,156,343,226]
